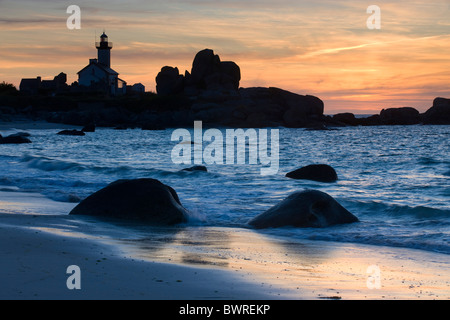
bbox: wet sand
[0,190,448,300]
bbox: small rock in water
[182,165,208,172]
[0,133,32,144]
[57,129,85,136]
[286,164,338,182]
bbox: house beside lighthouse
[77,32,127,95]
[19,32,145,96]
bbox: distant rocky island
[0,48,449,129]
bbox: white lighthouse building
[77,32,126,95]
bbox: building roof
[19,78,41,91]
[77,60,119,76]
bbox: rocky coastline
[1,49,449,129]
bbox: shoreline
[0,121,448,300]
[0,191,448,300]
[0,217,284,300]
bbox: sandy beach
[0,120,449,300]
[0,189,285,300]
[0,189,448,300]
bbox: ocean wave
[343,199,450,219]
[260,222,450,255]
[19,154,144,176]
[20,155,85,172]
[418,156,449,165]
[42,191,82,203]
[0,177,13,186]
[90,165,135,175]
[306,232,450,255]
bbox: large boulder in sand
[286,164,338,182]
[248,190,358,229]
[69,178,189,225]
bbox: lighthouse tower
[96,32,112,68]
[78,31,131,96]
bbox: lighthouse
[96,32,112,68]
[78,32,143,95]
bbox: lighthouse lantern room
[95,32,113,68]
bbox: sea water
[0,125,449,255]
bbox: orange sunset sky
[0,0,449,113]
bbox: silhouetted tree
[0,81,18,95]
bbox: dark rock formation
[156,66,185,96]
[332,113,358,126]
[57,129,85,136]
[189,49,221,87]
[215,61,241,91]
[286,164,338,182]
[69,178,189,225]
[187,86,324,128]
[187,49,241,91]
[358,114,382,126]
[182,165,208,172]
[422,97,450,124]
[248,190,358,229]
[9,132,31,138]
[156,49,241,95]
[0,133,32,144]
[380,107,420,125]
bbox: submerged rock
[182,165,208,172]
[248,190,358,229]
[0,133,32,144]
[69,178,189,225]
[286,164,338,182]
[57,129,85,136]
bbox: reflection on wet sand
[118,226,336,282]
[9,211,449,299]
[115,226,450,299]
